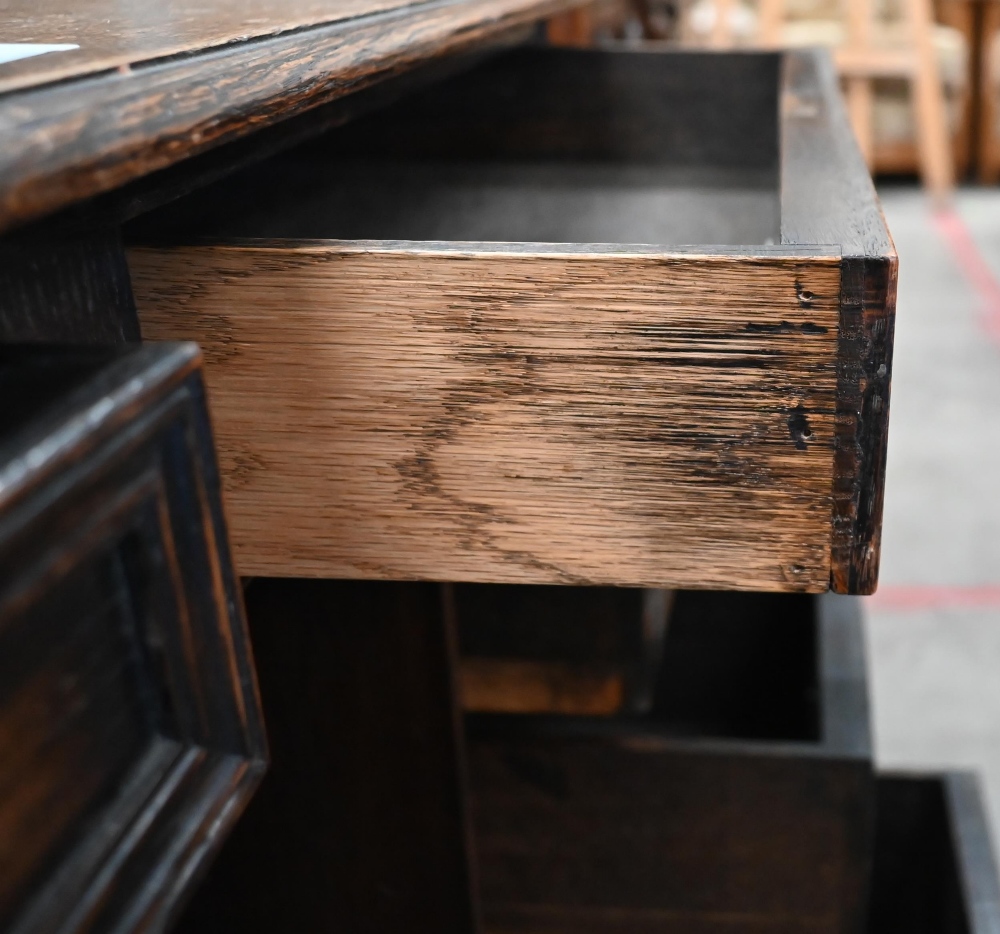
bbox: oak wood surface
[132,245,841,590]
[0,0,438,94]
[0,0,578,235]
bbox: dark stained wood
[49,50,507,233]
[0,227,140,343]
[295,47,782,169]
[174,578,479,934]
[467,592,874,934]
[0,0,580,235]
[115,48,779,239]
[131,162,779,245]
[0,343,266,934]
[780,49,897,595]
[0,0,449,93]
[868,772,1000,934]
[650,590,820,741]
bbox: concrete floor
[864,184,1000,847]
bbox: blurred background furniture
[977,0,1000,179]
[757,0,956,196]
[549,0,989,188]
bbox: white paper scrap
[0,43,79,66]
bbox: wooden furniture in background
[0,343,266,934]
[870,0,974,178]
[976,0,1000,181]
[758,0,955,196]
[129,46,895,595]
[547,5,598,40]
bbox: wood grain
[131,243,841,590]
[0,0,439,94]
[780,50,897,594]
[0,0,577,235]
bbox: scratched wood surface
[0,0,576,234]
[0,0,428,94]
[131,244,841,590]
[780,50,897,594]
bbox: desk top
[0,0,574,233]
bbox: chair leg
[847,77,876,167]
[756,0,784,45]
[908,0,954,199]
[711,0,735,48]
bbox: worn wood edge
[182,371,270,768]
[129,238,842,258]
[780,49,897,594]
[18,753,265,934]
[0,0,453,97]
[829,255,897,594]
[128,755,268,934]
[0,342,201,513]
[0,0,579,235]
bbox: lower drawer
[468,591,873,934]
[868,772,1000,934]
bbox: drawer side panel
[131,245,841,591]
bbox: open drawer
[127,46,896,594]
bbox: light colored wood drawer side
[131,243,841,591]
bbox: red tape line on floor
[867,584,1000,611]
[932,206,1000,347]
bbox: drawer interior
[458,587,820,741]
[129,49,781,247]
[868,777,970,933]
